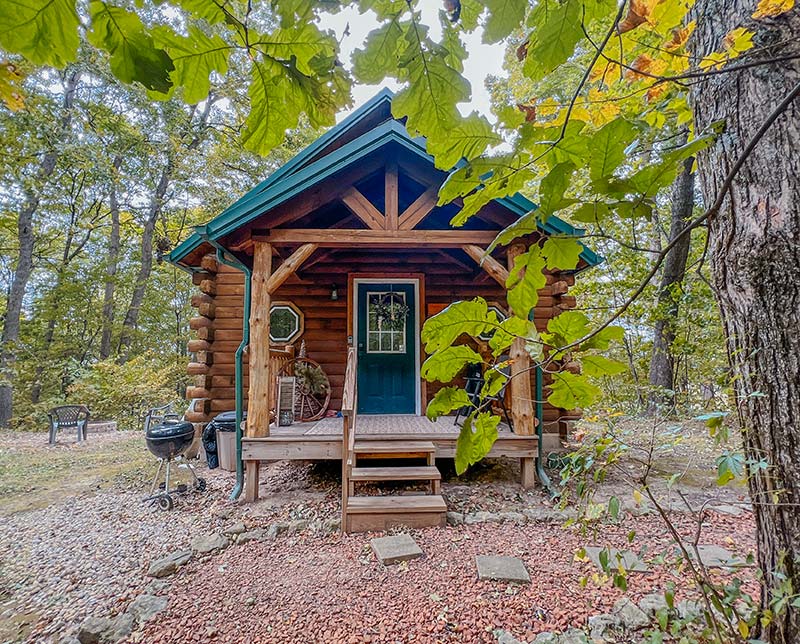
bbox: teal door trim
[352,277,421,415]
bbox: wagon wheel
[281,357,331,422]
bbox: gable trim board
[168,89,600,271]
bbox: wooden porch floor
[242,415,537,461]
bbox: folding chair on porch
[453,358,514,432]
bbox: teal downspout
[203,241,250,501]
[535,364,560,500]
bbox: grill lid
[146,419,194,441]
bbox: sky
[322,4,505,121]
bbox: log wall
[186,250,580,442]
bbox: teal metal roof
[168,89,599,269]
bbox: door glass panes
[366,291,407,353]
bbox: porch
[241,414,537,462]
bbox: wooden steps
[344,439,447,532]
[350,465,441,482]
[346,495,447,532]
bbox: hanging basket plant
[373,294,410,331]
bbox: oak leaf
[752,0,795,19]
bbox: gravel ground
[135,513,756,644]
[0,418,756,644]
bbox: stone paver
[694,544,748,568]
[370,534,423,565]
[475,555,530,583]
[584,546,649,573]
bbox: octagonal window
[479,304,508,341]
[270,301,303,343]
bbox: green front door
[356,282,417,414]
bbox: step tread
[350,466,441,482]
[346,494,447,514]
[353,440,436,454]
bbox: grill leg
[164,459,172,494]
[149,459,164,495]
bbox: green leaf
[571,201,611,224]
[716,451,744,485]
[173,0,229,24]
[522,0,584,81]
[455,411,500,474]
[487,210,539,252]
[542,237,582,270]
[581,354,627,377]
[243,58,297,154]
[352,14,404,84]
[506,246,546,319]
[581,325,625,351]
[488,316,536,356]
[542,310,590,348]
[421,298,491,353]
[152,26,229,104]
[426,386,472,421]
[421,345,483,382]
[608,495,620,519]
[538,161,577,218]
[426,111,500,170]
[0,0,79,67]
[589,117,638,190]
[88,1,174,92]
[548,372,602,409]
[480,365,509,398]
[483,0,527,43]
[258,22,337,77]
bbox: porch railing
[341,346,357,526]
[268,344,295,422]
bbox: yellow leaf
[633,489,643,505]
[723,27,755,54]
[699,51,728,70]
[0,61,24,111]
[537,97,560,117]
[752,0,795,18]
[738,620,750,638]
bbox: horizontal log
[189,316,213,330]
[184,410,212,424]
[186,386,210,399]
[187,339,210,352]
[196,327,215,341]
[262,228,498,248]
[199,279,217,296]
[192,271,213,286]
[551,280,569,296]
[191,293,214,308]
[194,374,213,389]
[200,254,218,273]
[198,302,216,319]
[187,362,210,375]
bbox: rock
[708,504,743,517]
[147,550,192,578]
[266,522,289,539]
[465,511,493,525]
[321,517,341,533]
[446,511,464,526]
[638,592,669,617]
[287,519,309,534]
[475,555,530,584]
[677,599,702,620]
[191,532,229,555]
[584,547,649,573]
[145,579,170,596]
[611,597,649,630]
[587,614,620,641]
[523,508,559,522]
[693,544,747,568]
[558,628,589,644]
[244,597,256,607]
[499,511,526,525]
[128,594,168,623]
[223,522,247,536]
[371,534,423,566]
[237,528,267,544]
[77,614,134,644]
[532,633,558,644]
[492,629,527,644]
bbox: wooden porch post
[506,242,536,489]
[245,241,272,502]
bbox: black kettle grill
[144,420,206,510]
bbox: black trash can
[202,411,245,470]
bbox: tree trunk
[116,160,172,363]
[0,69,80,426]
[100,155,123,360]
[691,3,800,641]
[647,145,695,414]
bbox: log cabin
[168,89,599,532]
